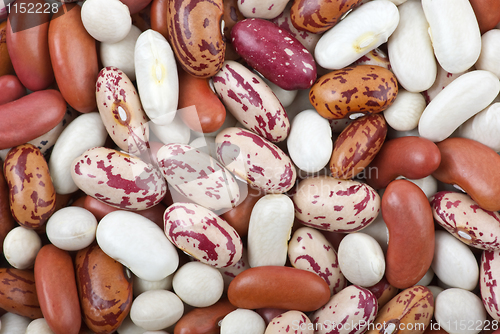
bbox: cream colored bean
[287,109,333,173]
[49,112,107,195]
[221,309,266,334]
[26,318,54,334]
[133,274,173,297]
[172,261,224,307]
[100,25,142,81]
[81,0,131,43]
[406,175,438,199]
[388,0,436,92]
[265,311,313,334]
[383,89,426,131]
[422,0,481,73]
[3,226,41,270]
[117,316,145,334]
[352,48,390,69]
[248,194,294,267]
[130,290,184,331]
[476,29,500,79]
[260,74,298,108]
[337,232,385,287]
[314,0,399,70]
[135,30,179,126]
[358,214,388,252]
[45,206,97,252]
[431,230,479,291]
[0,313,30,334]
[416,267,434,286]
[418,70,500,142]
[458,102,500,152]
[434,288,486,334]
[427,285,444,300]
[150,113,191,145]
[237,0,288,19]
[422,63,468,103]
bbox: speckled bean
[0,268,42,319]
[481,249,500,321]
[237,0,289,19]
[265,311,313,334]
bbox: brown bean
[366,276,399,309]
[0,161,15,252]
[0,74,26,106]
[120,0,152,14]
[0,268,42,319]
[469,0,500,34]
[174,298,237,334]
[432,137,500,212]
[227,266,330,312]
[150,0,169,39]
[0,21,15,76]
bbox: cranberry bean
[469,0,500,34]
[432,137,500,212]
[366,277,399,309]
[218,248,249,290]
[0,74,25,105]
[309,65,398,120]
[236,0,288,19]
[0,90,66,150]
[48,3,98,113]
[0,21,15,76]
[232,18,316,90]
[34,245,81,334]
[227,266,331,311]
[365,136,441,190]
[81,0,132,43]
[266,311,313,334]
[480,250,500,320]
[6,0,53,91]
[0,268,42,319]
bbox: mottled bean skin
[0,160,15,252]
[366,286,434,334]
[432,137,500,212]
[330,114,387,179]
[366,136,441,190]
[76,244,133,334]
[382,180,435,289]
[290,0,363,33]
[231,18,317,90]
[366,276,399,308]
[0,268,42,319]
[309,65,398,120]
[167,0,225,78]
[228,266,330,312]
[4,144,56,229]
[480,250,500,320]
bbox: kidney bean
[6,0,53,91]
[0,75,25,106]
[0,90,66,150]
[432,137,500,212]
[366,276,399,309]
[120,0,152,14]
[365,136,441,190]
[220,184,263,237]
[167,0,225,78]
[177,67,226,133]
[49,3,98,113]
[266,311,313,333]
[4,144,56,229]
[382,179,434,289]
[256,308,287,326]
[469,0,500,34]
[150,0,169,39]
[232,18,316,90]
[75,243,132,334]
[0,268,42,319]
[130,290,184,331]
[34,244,81,334]
[173,298,237,334]
[227,266,330,311]
[366,286,433,334]
[309,65,398,120]
[0,21,15,76]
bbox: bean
[469,0,500,34]
[0,268,42,319]
[0,21,15,76]
[130,290,184,331]
[173,298,236,334]
[0,74,25,105]
[81,0,132,43]
[3,226,41,269]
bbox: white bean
[149,112,191,145]
[0,313,30,334]
[81,0,132,43]
[221,309,266,334]
[130,290,184,331]
[476,29,500,79]
[133,274,174,297]
[383,89,426,131]
[26,318,54,334]
[457,102,500,152]
[3,226,41,270]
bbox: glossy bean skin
[222,0,244,60]
[0,74,25,105]
[0,89,67,150]
[290,0,362,33]
[382,180,435,289]
[309,65,398,120]
[173,298,237,334]
[35,244,81,334]
[231,18,317,90]
[0,162,15,253]
[469,0,500,34]
[75,244,133,334]
[227,266,331,312]
[0,268,42,319]
[167,0,225,78]
[433,137,500,212]
[366,136,441,190]
[49,4,98,113]
[366,286,434,334]
[120,0,152,14]
[150,0,169,39]
[177,67,226,133]
[366,276,399,308]
[6,0,53,91]
[0,21,15,76]
[4,144,56,229]
[330,114,387,179]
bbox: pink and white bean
[265,311,313,334]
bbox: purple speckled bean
[480,250,500,320]
[71,147,166,211]
[431,191,500,251]
[293,175,380,232]
[311,285,378,334]
[231,18,317,90]
[213,60,290,143]
[164,203,243,268]
[215,127,297,194]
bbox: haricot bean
[3,1,500,333]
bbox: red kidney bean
[433,137,500,212]
[34,244,81,334]
[0,21,15,76]
[366,276,399,308]
[227,266,330,312]
[382,179,435,289]
[231,18,317,90]
[150,0,169,39]
[256,308,287,325]
[365,136,441,190]
[119,0,152,14]
[469,0,500,34]
[49,3,98,113]
[0,268,43,319]
[6,0,54,91]
[0,74,25,106]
